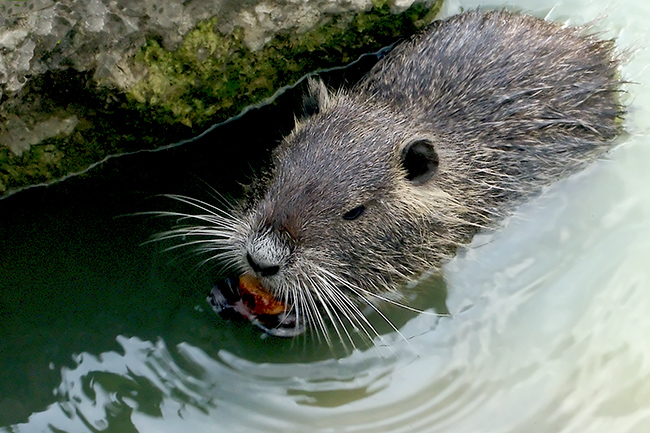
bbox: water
[2,0,650,431]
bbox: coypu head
[224,80,458,339]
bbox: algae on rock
[0,0,443,196]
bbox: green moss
[0,69,180,193]
[0,139,65,191]
[0,0,443,196]
[128,1,443,128]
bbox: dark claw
[256,312,306,338]
[220,276,242,304]
[207,285,230,313]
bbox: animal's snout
[245,229,290,278]
[246,252,281,277]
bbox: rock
[0,0,442,196]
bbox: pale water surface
[1,0,650,431]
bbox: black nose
[246,253,280,277]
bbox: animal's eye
[342,205,365,220]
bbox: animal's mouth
[207,274,305,337]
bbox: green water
[2,0,650,431]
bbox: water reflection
[10,162,650,431]
[8,335,396,432]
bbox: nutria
[162,10,623,340]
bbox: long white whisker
[316,266,411,347]
[161,194,235,218]
[301,280,330,346]
[310,273,359,349]
[314,271,381,343]
[306,274,350,348]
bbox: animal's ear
[302,78,331,117]
[400,139,439,185]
